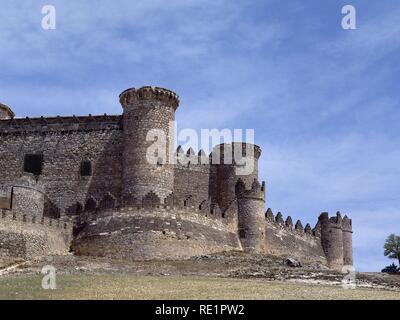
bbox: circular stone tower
[342,216,353,266]
[235,178,266,253]
[120,86,179,204]
[0,102,15,120]
[319,212,344,270]
[213,143,261,214]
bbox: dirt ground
[0,253,399,300]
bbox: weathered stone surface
[0,209,72,259]
[0,86,353,268]
[72,208,240,260]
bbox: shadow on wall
[0,175,61,219]
[65,130,123,217]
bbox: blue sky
[1,0,399,271]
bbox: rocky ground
[1,252,399,294]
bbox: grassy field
[1,275,400,300]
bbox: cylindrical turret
[235,178,266,253]
[319,212,344,270]
[11,174,45,219]
[0,102,15,120]
[342,216,353,266]
[213,143,261,214]
[120,86,179,203]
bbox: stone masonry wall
[11,186,45,219]
[0,209,73,259]
[121,87,178,202]
[264,209,327,265]
[173,162,211,207]
[0,88,350,267]
[0,116,123,215]
[319,212,344,270]
[72,206,241,260]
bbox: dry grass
[0,275,400,300]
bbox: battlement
[0,209,72,233]
[73,190,224,222]
[81,204,229,230]
[264,208,320,239]
[342,215,353,232]
[73,204,240,261]
[212,143,262,164]
[0,85,353,267]
[0,208,73,259]
[175,146,211,166]
[235,178,265,201]
[318,211,353,269]
[0,114,122,135]
[119,86,180,110]
[319,211,344,229]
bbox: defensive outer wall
[0,88,353,270]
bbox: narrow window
[80,161,92,176]
[24,154,43,175]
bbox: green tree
[384,234,400,266]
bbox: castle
[0,86,353,270]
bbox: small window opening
[24,154,43,175]
[80,161,92,176]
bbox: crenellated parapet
[235,178,265,201]
[175,146,211,167]
[76,190,225,222]
[72,203,241,261]
[294,220,304,234]
[262,208,327,263]
[0,209,72,233]
[0,208,73,259]
[318,211,353,270]
[342,215,352,232]
[265,208,274,222]
[264,208,321,240]
[0,84,354,267]
[119,86,180,110]
[285,216,293,230]
[212,143,262,215]
[212,143,262,163]
[304,223,312,235]
[79,202,228,227]
[0,114,122,135]
[275,212,284,225]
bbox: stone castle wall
[173,159,212,209]
[236,179,266,253]
[0,176,73,259]
[264,209,326,264]
[121,87,178,202]
[0,209,72,259]
[72,206,241,260]
[0,116,123,214]
[0,86,352,268]
[12,186,45,219]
